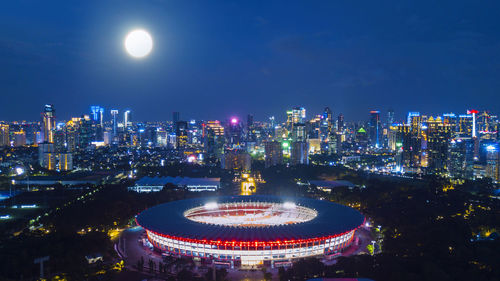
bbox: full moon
[124,29,153,58]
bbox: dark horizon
[2,1,500,121]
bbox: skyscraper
[426,116,451,173]
[42,104,56,143]
[387,109,394,126]
[369,110,381,147]
[264,141,283,168]
[290,141,309,165]
[323,107,333,131]
[0,124,9,147]
[90,106,104,126]
[176,121,188,149]
[292,123,306,142]
[124,110,132,130]
[111,110,118,137]
[337,114,344,131]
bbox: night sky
[1,1,499,122]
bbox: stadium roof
[136,195,365,242]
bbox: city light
[15,167,24,175]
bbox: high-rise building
[443,113,457,133]
[42,104,56,143]
[111,110,118,137]
[328,133,338,155]
[124,110,132,130]
[90,106,104,126]
[203,121,225,158]
[12,131,26,147]
[337,114,344,131]
[387,109,395,126]
[397,124,421,169]
[292,123,306,142]
[264,141,283,168]
[226,118,243,146]
[0,124,9,146]
[458,114,473,137]
[426,116,451,173]
[58,153,73,171]
[176,121,188,149]
[323,107,333,131]
[290,141,309,165]
[485,143,499,182]
[369,110,381,147]
[221,150,251,171]
[38,142,55,170]
[448,138,467,179]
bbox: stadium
[136,195,365,268]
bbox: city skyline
[1,103,497,124]
[2,1,500,121]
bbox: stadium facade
[136,196,365,267]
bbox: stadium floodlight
[283,202,296,209]
[204,202,218,210]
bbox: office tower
[426,116,451,173]
[247,114,254,129]
[38,142,55,170]
[328,133,337,155]
[65,118,79,152]
[58,153,73,171]
[467,109,479,138]
[290,141,309,165]
[307,115,322,140]
[53,129,66,152]
[369,110,381,147]
[90,106,104,126]
[407,112,420,125]
[0,124,9,146]
[458,114,473,137]
[292,123,306,142]
[176,121,188,149]
[78,116,93,148]
[173,112,180,124]
[448,138,467,179]
[443,113,457,133]
[485,143,499,182]
[246,114,256,142]
[111,110,118,137]
[292,107,306,123]
[397,124,421,169]
[337,114,344,131]
[387,124,398,150]
[323,107,333,131]
[264,141,283,168]
[221,150,252,171]
[286,107,306,131]
[42,104,56,143]
[387,109,395,126]
[226,118,243,146]
[12,131,26,147]
[203,121,225,158]
[269,116,276,131]
[124,110,132,130]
